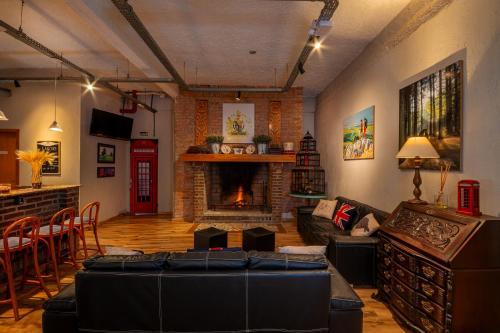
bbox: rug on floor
[190,223,286,233]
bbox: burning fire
[234,185,245,207]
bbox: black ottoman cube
[243,227,275,251]
[194,227,228,249]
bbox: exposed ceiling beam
[0,19,158,113]
[0,76,175,83]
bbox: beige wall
[303,97,316,137]
[316,0,500,216]
[79,89,130,221]
[0,82,81,186]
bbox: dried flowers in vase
[16,149,56,189]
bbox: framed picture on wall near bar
[37,141,61,175]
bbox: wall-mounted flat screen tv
[89,108,133,141]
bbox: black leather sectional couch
[43,251,363,333]
[298,196,390,286]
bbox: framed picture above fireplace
[222,103,255,143]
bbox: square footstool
[243,227,275,251]
[194,227,228,249]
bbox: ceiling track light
[235,91,241,101]
[313,35,322,50]
[14,80,21,88]
[298,62,306,75]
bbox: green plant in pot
[253,135,272,154]
[206,135,224,154]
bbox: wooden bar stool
[64,202,103,259]
[34,208,77,291]
[0,216,51,321]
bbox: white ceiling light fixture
[0,110,8,121]
[49,70,62,132]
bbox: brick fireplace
[174,88,304,222]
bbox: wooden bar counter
[0,185,80,233]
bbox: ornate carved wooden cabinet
[377,202,500,333]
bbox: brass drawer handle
[422,266,436,279]
[420,317,434,332]
[384,271,391,280]
[422,283,435,297]
[384,257,391,266]
[396,284,405,293]
[383,243,391,252]
[396,269,405,278]
[383,285,391,293]
[397,254,406,262]
[421,300,435,314]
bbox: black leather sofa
[43,251,363,333]
[297,196,389,287]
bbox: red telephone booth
[130,139,158,215]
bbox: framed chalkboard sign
[37,141,61,175]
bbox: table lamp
[396,136,439,204]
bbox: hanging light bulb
[0,110,8,121]
[49,70,62,132]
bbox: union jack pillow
[332,203,358,230]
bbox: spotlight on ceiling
[313,36,322,50]
[85,81,95,92]
[14,80,21,88]
[298,62,305,75]
[235,91,241,101]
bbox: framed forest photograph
[399,60,463,170]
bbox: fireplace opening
[206,163,269,211]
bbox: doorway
[0,129,19,185]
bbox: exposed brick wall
[174,88,304,221]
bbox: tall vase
[31,165,42,189]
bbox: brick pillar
[192,163,207,222]
[269,163,283,223]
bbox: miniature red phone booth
[130,139,158,215]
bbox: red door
[130,140,158,215]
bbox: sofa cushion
[351,213,380,237]
[312,199,337,219]
[277,245,327,255]
[336,196,389,224]
[167,251,248,270]
[332,203,359,230]
[248,251,328,270]
[329,267,364,310]
[82,252,169,271]
[43,283,76,312]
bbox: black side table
[194,227,228,249]
[242,227,275,251]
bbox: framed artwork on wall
[222,103,255,143]
[97,167,115,178]
[97,143,115,164]
[399,60,463,170]
[343,106,375,160]
[37,141,61,175]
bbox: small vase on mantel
[210,143,221,154]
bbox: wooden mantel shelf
[179,153,295,163]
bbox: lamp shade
[396,136,439,159]
[48,120,63,132]
[0,110,8,121]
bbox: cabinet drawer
[415,293,445,324]
[379,237,392,255]
[391,292,414,323]
[417,278,446,307]
[415,310,444,333]
[416,260,447,288]
[392,245,416,271]
[391,277,414,304]
[391,263,417,289]
[378,264,392,282]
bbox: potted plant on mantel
[205,135,224,154]
[16,149,56,189]
[253,135,272,155]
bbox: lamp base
[406,198,428,205]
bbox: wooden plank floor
[0,215,403,333]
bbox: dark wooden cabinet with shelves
[377,202,500,332]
